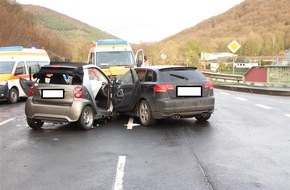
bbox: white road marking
[285,114,290,118]
[0,118,15,126]
[221,92,230,96]
[124,117,140,129]
[255,104,273,110]
[235,97,248,101]
[113,156,126,190]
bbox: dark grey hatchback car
[112,66,215,126]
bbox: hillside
[22,5,117,61]
[135,0,290,65]
[0,0,71,61]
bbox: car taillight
[28,84,34,96]
[154,84,174,93]
[204,81,214,89]
[74,86,83,98]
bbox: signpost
[161,53,167,64]
[227,40,241,74]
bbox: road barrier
[202,71,243,83]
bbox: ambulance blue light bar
[97,39,128,46]
[0,46,23,52]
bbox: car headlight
[0,80,8,85]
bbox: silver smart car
[20,62,112,130]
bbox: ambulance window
[14,61,26,75]
[26,61,41,73]
[0,61,15,74]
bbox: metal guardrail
[202,71,243,82]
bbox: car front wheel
[27,118,44,129]
[139,100,156,126]
[195,113,211,122]
[8,88,18,104]
[78,106,94,130]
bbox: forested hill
[0,0,116,61]
[22,5,117,61]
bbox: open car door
[112,68,140,112]
[19,78,34,97]
[135,49,144,67]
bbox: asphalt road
[1,89,290,190]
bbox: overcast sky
[16,0,244,43]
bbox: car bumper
[148,97,215,119]
[25,98,91,123]
[0,84,8,100]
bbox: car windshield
[0,61,15,74]
[96,51,135,67]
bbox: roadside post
[227,40,241,74]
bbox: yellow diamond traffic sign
[227,40,241,53]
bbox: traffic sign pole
[227,40,241,75]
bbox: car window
[14,61,26,75]
[136,69,146,81]
[160,68,206,83]
[144,70,157,82]
[117,69,133,84]
[26,61,41,73]
[37,73,71,84]
[88,68,107,82]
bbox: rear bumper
[25,98,90,123]
[148,97,215,119]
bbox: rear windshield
[35,72,83,85]
[34,66,83,85]
[159,68,206,83]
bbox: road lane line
[221,92,230,96]
[235,97,248,101]
[124,117,140,129]
[0,118,15,126]
[285,114,290,118]
[255,104,273,110]
[127,117,134,129]
[113,156,126,190]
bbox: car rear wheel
[139,100,156,126]
[8,88,18,104]
[78,106,94,130]
[27,118,44,129]
[195,113,211,122]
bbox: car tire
[139,100,156,126]
[195,113,211,122]
[8,88,18,104]
[78,106,94,130]
[27,118,44,129]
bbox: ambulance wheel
[8,88,19,104]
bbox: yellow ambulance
[88,39,144,79]
[0,46,50,103]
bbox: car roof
[50,62,88,67]
[136,65,197,71]
[33,62,100,78]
